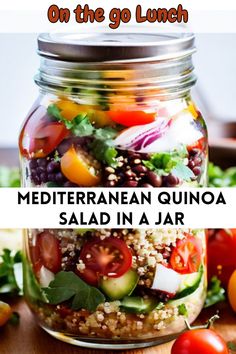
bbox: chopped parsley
[47,104,119,167]
[178,303,188,316]
[143,147,194,181]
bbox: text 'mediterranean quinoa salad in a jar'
[19,31,208,349]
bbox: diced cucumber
[174,265,203,300]
[120,296,159,314]
[100,270,139,300]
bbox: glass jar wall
[20,31,208,349]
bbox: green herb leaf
[47,104,94,137]
[47,103,119,167]
[228,342,236,352]
[94,127,118,140]
[91,140,118,168]
[204,276,225,308]
[47,104,62,121]
[70,115,94,137]
[143,147,193,181]
[178,304,188,316]
[43,271,105,312]
[0,249,23,296]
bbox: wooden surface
[0,299,236,354]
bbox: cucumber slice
[179,272,201,292]
[100,270,139,300]
[121,296,158,314]
[174,265,203,300]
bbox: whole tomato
[171,328,229,354]
[207,229,236,287]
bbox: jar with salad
[19,31,208,349]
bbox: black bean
[33,175,41,185]
[127,151,141,158]
[29,159,38,169]
[30,169,37,178]
[55,172,66,183]
[140,183,153,188]
[133,165,148,174]
[146,171,162,187]
[193,157,202,166]
[193,166,201,176]
[165,174,180,186]
[142,153,150,160]
[48,173,56,182]
[188,160,195,169]
[40,172,48,183]
[37,158,47,167]
[47,161,60,173]
[125,170,136,179]
[123,180,138,187]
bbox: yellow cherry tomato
[187,101,199,118]
[228,270,236,312]
[0,301,12,326]
[56,99,113,127]
[56,99,85,121]
[61,146,101,187]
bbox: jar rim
[38,28,195,63]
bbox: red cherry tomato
[187,137,206,152]
[19,106,68,158]
[171,329,229,354]
[78,237,132,285]
[208,229,236,287]
[170,235,202,274]
[34,231,62,273]
[108,110,156,127]
[78,267,100,287]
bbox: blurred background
[0,33,236,164]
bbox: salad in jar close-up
[16,31,210,348]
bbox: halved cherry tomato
[34,232,62,273]
[77,267,100,287]
[61,146,101,186]
[171,328,229,354]
[19,106,68,159]
[77,237,132,286]
[170,235,202,274]
[0,301,12,327]
[208,229,236,287]
[108,110,156,127]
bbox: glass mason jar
[19,32,208,349]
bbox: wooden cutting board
[0,299,236,354]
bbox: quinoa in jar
[20,31,208,349]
